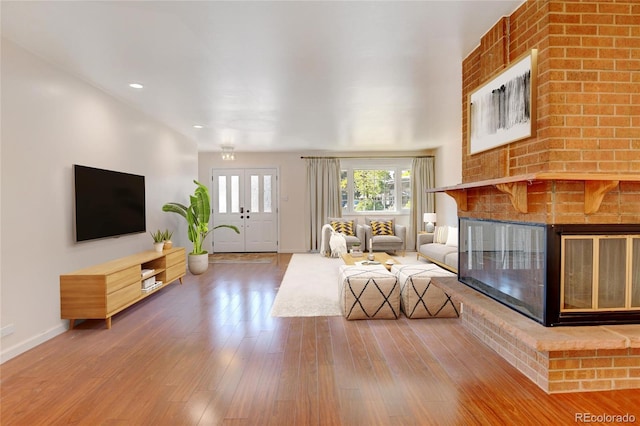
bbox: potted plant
[162,229,173,250]
[162,180,239,274]
[150,229,165,253]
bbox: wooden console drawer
[165,264,186,284]
[106,282,140,312]
[106,265,141,293]
[165,248,186,267]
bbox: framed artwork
[468,49,537,155]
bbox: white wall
[0,40,198,362]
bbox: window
[340,159,411,214]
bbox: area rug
[270,252,422,317]
[209,252,276,264]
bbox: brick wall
[460,0,640,224]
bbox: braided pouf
[339,265,399,320]
[391,264,459,319]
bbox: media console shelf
[60,247,186,329]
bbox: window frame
[341,158,412,215]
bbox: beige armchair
[321,217,365,256]
[362,217,406,256]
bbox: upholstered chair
[321,217,365,256]
[362,217,406,256]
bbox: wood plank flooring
[1,253,638,425]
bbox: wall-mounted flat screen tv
[74,164,146,242]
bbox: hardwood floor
[1,253,638,425]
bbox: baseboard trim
[0,323,67,364]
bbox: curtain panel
[410,157,435,249]
[305,158,341,252]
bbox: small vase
[153,242,164,253]
[163,240,173,250]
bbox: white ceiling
[1,0,523,153]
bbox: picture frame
[468,49,537,155]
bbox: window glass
[340,161,411,213]
[598,238,626,309]
[633,238,640,307]
[563,238,593,310]
[401,169,411,209]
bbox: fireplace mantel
[427,173,640,214]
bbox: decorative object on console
[423,213,437,233]
[162,229,173,250]
[150,229,165,252]
[162,180,239,275]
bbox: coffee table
[341,252,399,271]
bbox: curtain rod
[300,155,434,159]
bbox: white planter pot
[153,242,164,253]
[188,253,209,275]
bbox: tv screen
[74,165,146,242]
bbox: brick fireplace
[450,0,640,326]
[429,0,640,392]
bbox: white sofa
[416,226,458,273]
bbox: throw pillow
[434,226,448,244]
[365,217,394,228]
[330,220,355,236]
[371,220,394,236]
[445,226,458,247]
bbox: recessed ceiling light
[193,125,204,129]
[129,83,143,89]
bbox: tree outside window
[341,162,411,214]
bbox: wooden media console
[60,247,186,329]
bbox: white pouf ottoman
[339,265,400,320]
[391,264,459,319]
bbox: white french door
[211,168,278,252]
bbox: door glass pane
[598,238,626,309]
[263,175,272,213]
[218,176,227,213]
[250,175,259,213]
[231,175,240,213]
[633,238,640,307]
[563,238,593,310]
